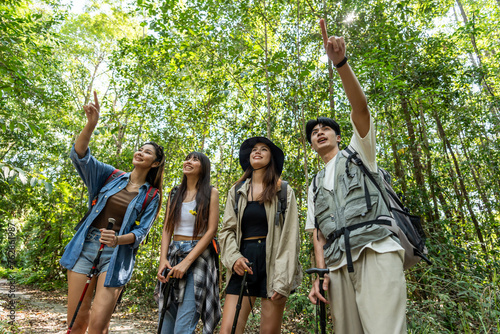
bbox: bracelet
[335,56,348,68]
[113,235,118,248]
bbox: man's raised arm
[320,19,370,137]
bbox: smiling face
[183,154,202,177]
[250,142,272,170]
[310,123,341,157]
[132,144,159,170]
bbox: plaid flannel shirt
[159,241,221,334]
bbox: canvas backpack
[313,147,431,270]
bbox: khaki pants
[328,249,407,334]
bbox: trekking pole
[231,262,253,334]
[67,218,115,334]
[157,268,174,334]
[306,268,330,334]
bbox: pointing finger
[319,19,329,47]
[93,91,99,109]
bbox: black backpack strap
[344,147,383,212]
[323,219,392,272]
[311,173,321,240]
[312,173,318,194]
[170,186,179,203]
[105,169,125,185]
[233,181,244,217]
[164,186,179,216]
[274,181,288,226]
[344,147,390,210]
[336,147,395,272]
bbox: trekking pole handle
[245,262,253,270]
[162,267,171,277]
[107,218,115,231]
[305,267,330,276]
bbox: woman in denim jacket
[156,152,220,334]
[60,92,165,333]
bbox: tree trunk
[297,0,309,187]
[400,95,428,217]
[455,0,498,113]
[264,3,271,138]
[135,121,143,151]
[386,107,407,195]
[436,186,453,221]
[478,135,500,201]
[418,101,439,222]
[434,111,488,256]
[115,116,128,160]
[458,131,495,231]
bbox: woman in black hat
[219,137,302,334]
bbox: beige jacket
[220,179,302,298]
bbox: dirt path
[0,279,157,333]
[0,278,312,333]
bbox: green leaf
[18,171,27,185]
[44,181,53,194]
[2,166,9,179]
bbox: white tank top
[174,200,202,237]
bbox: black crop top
[241,201,268,238]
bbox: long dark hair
[236,150,281,204]
[142,142,165,220]
[165,152,212,238]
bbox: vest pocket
[344,196,378,223]
[341,168,361,198]
[314,190,330,218]
[314,189,335,229]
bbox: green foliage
[1,0,499,332]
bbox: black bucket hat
[239,137,285,175]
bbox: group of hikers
[60,21,409,334]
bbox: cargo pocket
[314,189,332,227]
[344,196,378,223]
[341,167,362,198]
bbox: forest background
[0,0,499,332]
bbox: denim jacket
[60,145,160,287]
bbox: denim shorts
[71,227,114,275]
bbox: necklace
[128,178,143,187]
